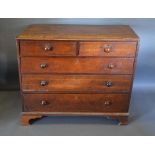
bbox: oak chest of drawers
[16,24,139,125]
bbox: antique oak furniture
[16,24,139,125]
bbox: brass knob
[104,101,111,106]
[40,63,48,69]
[104,45,112,53]
[41,100,48,105]
[44,44,53,51]
[108,64,114,69]
[106,81,113,87]
[40,80,48,86]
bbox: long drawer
[21,57,134,74]
[79,42,137,57]
[23,94,130,113]
[22,75,132,93]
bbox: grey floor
[0,86,155,136]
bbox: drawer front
[79,42,137,57]
[20,41,77,56]
[23,94,129,113]
[21,57,134,74]
[22,75,132,93]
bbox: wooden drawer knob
[104,45,112,53]
[108,64,115,69]
[107,64,114,69]
[106,81,113,87]
[40,63,48,68]
[44,44,53,51]
[41,100,48,105]
[104,101,112,106]
[40,80,48,86]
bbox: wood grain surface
[79,41,137,57]
[20,40,77,56]
[23,93,129,113]
[21,57,134,74]
[22,75,132,93]
[16,24,139,41]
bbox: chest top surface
[16,24,139,41]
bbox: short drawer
[21,57,134,74]
[20,41,77,56]
[79,42,137,57]
[22,75,132,93]
[23,94,130,113]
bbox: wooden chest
[16,24,139,125]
